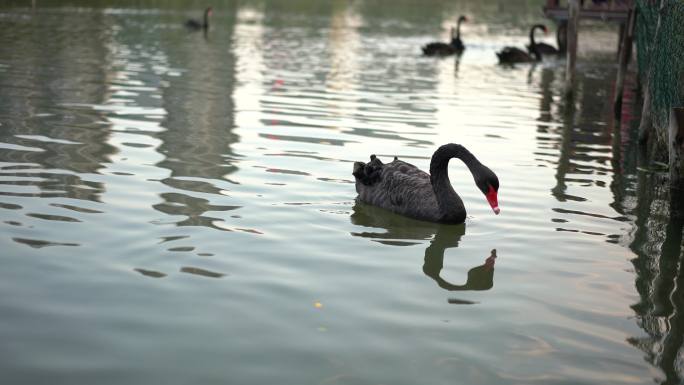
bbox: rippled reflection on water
[0,1,682,384]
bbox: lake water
[1,1,682,384]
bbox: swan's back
[422,39,463,56]
[422,42,451,56]
[527,42,559,55]
[185,19,202,29]
[353,157,441,221]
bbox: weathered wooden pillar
[614,8,636,119]
[617,22,626,61]
[557,21,568,53]
[565,0,580,97]
[638,84,653,143]
[670,108,684,213]
[638,0,666,144]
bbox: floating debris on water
[180,266,225,278]
[447,298,478,305]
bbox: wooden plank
[543,8,630,22]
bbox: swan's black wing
[354,158,440,221]
[381,162,431,209]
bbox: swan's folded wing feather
[380,166,436,217]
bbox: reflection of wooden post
[614,8,635,119]
[565,0,580,97]
[670,108,684,214]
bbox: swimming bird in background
[496,25,546,64]
[422,15,468,56]
[352,143,500,224]
[496,45,541,64]
[185,6,212,31]
[525,24,560,55]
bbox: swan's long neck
[429,144,480,222]
[529,24,546,48]
[529,26,544,61]
[456,19,463,39]
[529,26,538,47]
[203,10,210,28]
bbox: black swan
[525,24,560,55]
[185,6,212,30]
[496,24,546,64]
[422,15,468,56]
[352,143,500,224]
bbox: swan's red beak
[486,185,500,215]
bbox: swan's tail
[352,156,384,186]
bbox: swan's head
[458,15,468,23]
[533,24,548,35]
[475,167,500,215]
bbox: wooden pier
[543,0,633,23]
[543,0,635,98]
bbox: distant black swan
[422,15,468,56]
[496,24,548,64]
[185,6,212,30]
[525,24,560,55]
[352,143,500,224]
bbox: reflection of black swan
[422,15,468,56]
[352,144,500,224]
[349,205,499,294]
[496,24,547,64]
[185,6,212,30]
[525,24,560,55]
[424,243,497,291]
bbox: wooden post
[617,22,625,62]
[670,108,684,205]
[614,8,636,120]
[638,83,653,143]
[637,0,666,144]
[557,21,568,53]
[565,0,580,97]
